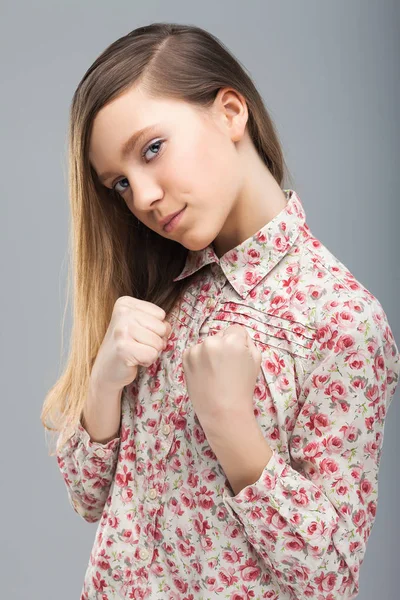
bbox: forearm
[81,377,123,443]
[57,402,121,522]
[205,415,273,496]
[207,418,350,596]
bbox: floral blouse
[56,189,400,600]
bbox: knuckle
[115,295,131,308]
[114,304,130,319]
[115,340,127,356]
[113,326,127,340]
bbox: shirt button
[148,488,157,500]
[161,423,171,435]
[94,447,106,458]
[139,548,149,560]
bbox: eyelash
[111,139,164,194]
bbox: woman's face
[89,85,245,251]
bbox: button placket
[209,262,226,292]
[148,488,157,500]
[94,447,106,458]
[139,547,149,560]
[161,423,171,436]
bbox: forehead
[88,88,203,169]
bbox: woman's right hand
[90,295,173,391]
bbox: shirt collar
[172,189,307,300]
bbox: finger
[223,325,250,347]
[250,341,262,365]
[222,324,247,336]
[213,330,224,337]
[127,320,165,352]
[135,310,171,339]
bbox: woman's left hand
[182,324,262,434]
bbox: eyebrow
[97,123,162,184]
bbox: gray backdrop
[1,1,398,598]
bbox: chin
[181,233,214,252]
[176,218,220,252]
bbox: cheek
[165,131,240,217]
[193,138,240,201]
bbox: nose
[128,175,163,218]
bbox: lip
[162,206,187,232]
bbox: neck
[213,148,287,258]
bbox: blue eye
[112,139,164,194]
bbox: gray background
[0,1,398,598]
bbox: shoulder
[291,231,384,327]
[290,234,399,389]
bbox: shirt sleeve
[222,305,400,599]
[56,418,120,523]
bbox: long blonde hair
[41,22,295,455]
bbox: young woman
[41,22,400,600]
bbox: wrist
[89,374,124,399]
[202,408,257,442]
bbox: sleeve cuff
[71,420,121,458]
[222,450,287,508]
